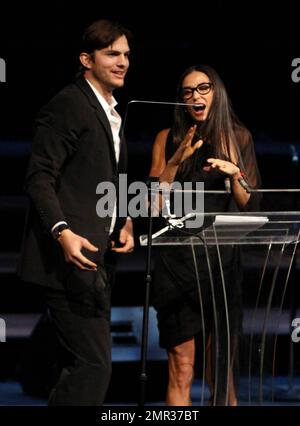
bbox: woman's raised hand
[169,125,203,166]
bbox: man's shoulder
[47,79,84,106]
[38,78,90,119]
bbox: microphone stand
[138,180,158,406]
[138,183,184,406]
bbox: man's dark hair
[81,19,133,53]
[77,19,133,76]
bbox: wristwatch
[52,223,70,240]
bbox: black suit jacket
[18,77,127,289]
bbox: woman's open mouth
[192,104,206,112]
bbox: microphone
[160,182,176,219]
[163,197,173,218]
[162,190,176,219]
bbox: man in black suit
[19,19,134,405]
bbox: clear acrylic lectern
[140,209,300,406]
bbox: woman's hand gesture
[203,158,240,176]
[169,125,203,166]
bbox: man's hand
[111,218,134,253]
[57,229,99,270]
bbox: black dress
[151,127,261,403]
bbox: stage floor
[1,377,300,406]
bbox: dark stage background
[1,0,300,404]
[1,1,300,138]
[1,1,300,189]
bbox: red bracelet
[231,171,242,180]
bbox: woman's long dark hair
[173,64,245,176]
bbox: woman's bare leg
[166,338,195,406]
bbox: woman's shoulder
[150,128,171,176]
[155,128,171,142]
[152,128,172,152]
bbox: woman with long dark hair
[149,64,261,405]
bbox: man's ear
[79,52,92,70]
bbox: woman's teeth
[193,104,205,112]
